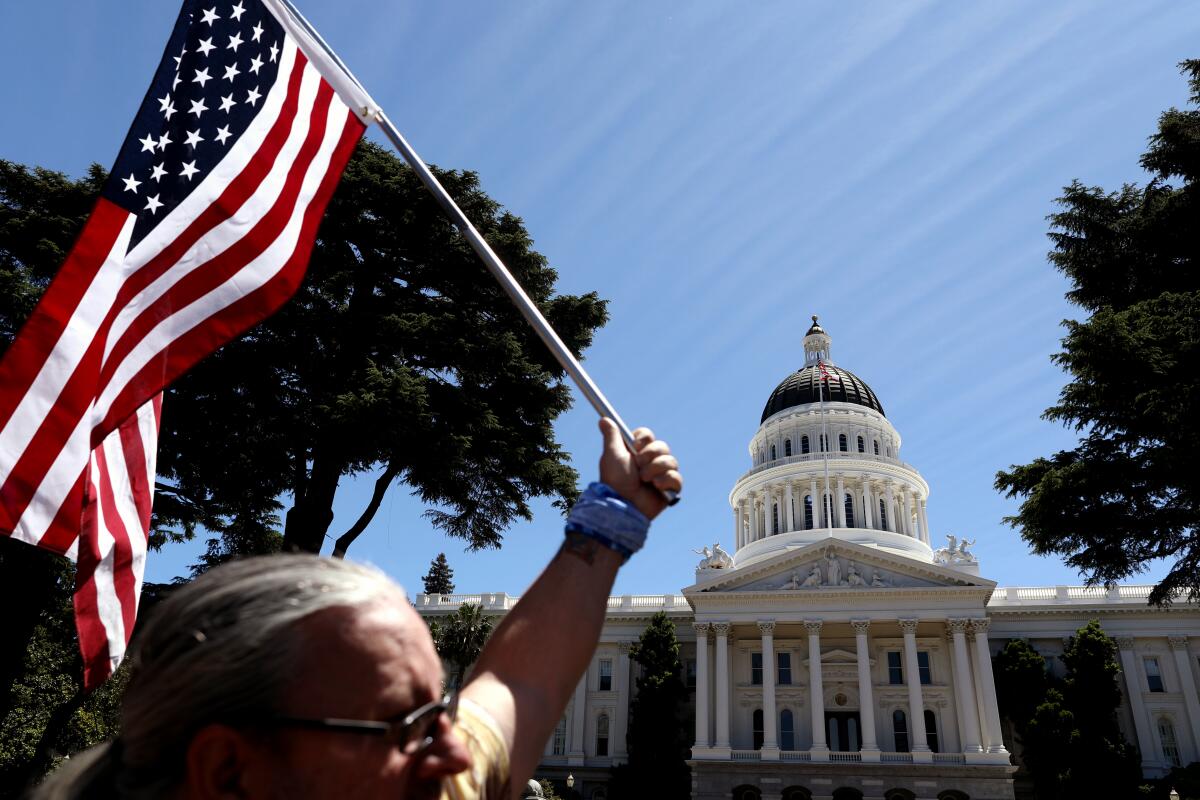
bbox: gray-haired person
[35,419,682,800]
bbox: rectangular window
[751,652,763,685]
[599,658,613,691]
[917,651,932,685]
[888,651,904,684]
[686,658,697,689]
[777,652,792,685]
[552,717,567,755]
[1145,657,1164,692]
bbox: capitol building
[418,320,1200,800]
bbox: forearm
[463,536,621,790]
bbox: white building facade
[418,320,1200,800]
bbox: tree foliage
[610,611,690,799]
[434,603,493,687]
[995,60,1200,605]
[993,621,1142,799]
[422,552,455,595]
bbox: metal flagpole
[274,0,678,504]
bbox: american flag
[0,0,372,687]
[817,359,839,383]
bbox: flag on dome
[0,0,375,688]
[817,359,839,383]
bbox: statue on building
[846,562,866,586]
[933,533,979,566]
[871,570,889,587]
[694,542,734,571]
[801,564,823,587]
[824,550,841,586]
[782,570,802,590]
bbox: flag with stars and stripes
[0,0,374,688]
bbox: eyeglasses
[271,694,457,755]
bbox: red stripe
[0,52,311,531]
[100,110,364,433]
[23,469,87,556]
[93,442,138,636]
[0,200,128,431]
[73,463,112,690]
[94,79,337,401]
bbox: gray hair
[34,554,405,799]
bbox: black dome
[761,364,885,422]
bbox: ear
[183,724,273,799]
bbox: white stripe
[0,214,135,487]
[87,453,127,661]
[93,73,349,416]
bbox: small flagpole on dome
[270,0,679,506]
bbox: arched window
[591,790,608,800]
[844,493,855,527]
[1158,717,1182,766]
[785,438,792,457]
[801,435,810,454]
[820,434,828,452]
[596,713,609,756]
[734,786,762,800]
[873,439,880,455]
[884,791,916,800]
[839,433,848,451]
[783,789,812,800]
[770,444,776,461]
[753,708,764,749]
[780,709,795,750]
[936,792,969,800]
[924,709,939,753]
[804,496,814,530]
[857,435,865,453]
[772,504,779,535]
[892,709,909,752]
[552,715,567,755]
[879,500,887,531]
[832,789,864,800]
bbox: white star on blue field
[1,0,1195,596]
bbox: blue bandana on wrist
[564,482,650,560]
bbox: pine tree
[422,553,455,595]
[610,611,690,798]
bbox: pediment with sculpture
[685,538,991,595]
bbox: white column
[902,489,914,537]
[970,619,1009,757]
[568,673,587,764]
[805,620,829,759]
[1170,637,1200,760]
[900,619,932,760]
[714,623,731,750]
[734,504,742,549]
[760,621,779,757]
[784,482,795,532]
[884,483,897,532]
[835,475,846,528]
[862,476,875,529]
[948,619,983,755]
[853,620,880,760]
[1117,637,1156,767]
[750,498,760,542]
[693,623,710,751]
[918,497,930,545]
[614,643,631,760]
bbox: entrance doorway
[825,712,861,752]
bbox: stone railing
[739,451,920,480]
[415,593,688,613]
[731,750,761,761]
[988,584,1170,607]
[933,753,966,764]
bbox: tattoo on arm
[560,531,599,565]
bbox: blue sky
[2,1,1195,598]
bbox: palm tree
[437,603,493,687]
